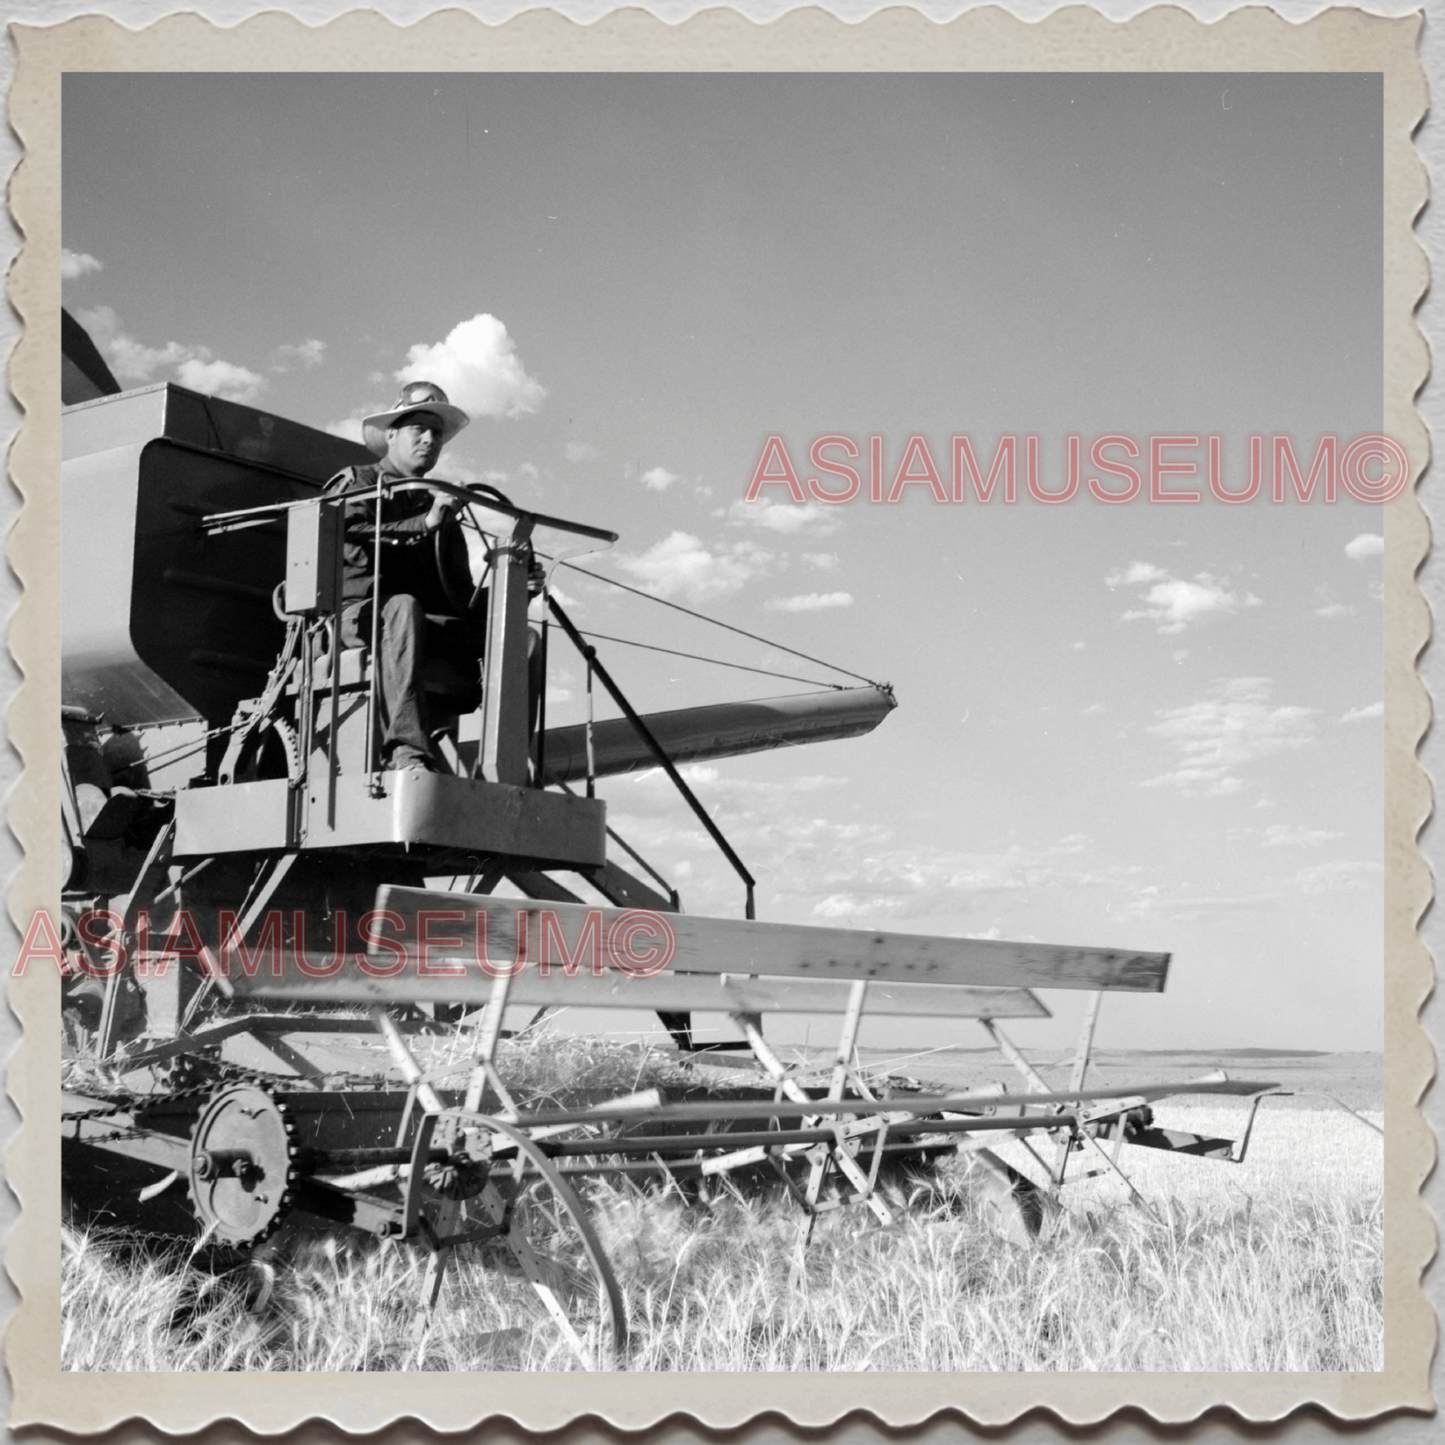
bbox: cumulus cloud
[1341,701,1384,722]
[1264,823,1344,848]
[726,498,840,536]
[176,357,267,405]
[1316,602,1353,618]
[765,592,853,613]
[1108,561,1261,634]
[615,531,774,603]
[77,304,266,403]
[1141,677,1314,795]
[641,466,679,492]
[802,552,838,570]
[565,441,600,464]
[395,313,545,420]
[61,248,102,280]
[1105,561,1169,587]
[77,305,187,382]
[325,416,366,444]
[271,338,326,371]
[1344,533,1384,560]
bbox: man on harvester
[322,381,495,773]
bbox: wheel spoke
[468,1116,627,1369]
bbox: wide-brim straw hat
[362,381,470,457]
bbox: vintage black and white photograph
[48,61,1390,1384]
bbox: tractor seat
[306,621,482,713]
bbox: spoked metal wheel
[467,1116,627,1370]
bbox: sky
[62,72,1385,1054]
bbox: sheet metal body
[172,770,607,867]
[536,685,897,784]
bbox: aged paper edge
[3,3,1433,1433]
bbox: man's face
[383,411,445,477]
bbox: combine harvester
[58,353,1275,1368]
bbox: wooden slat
[373,885,1170,993]
[224,956,1048,1018]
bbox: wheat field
[62,1042,1384,1373]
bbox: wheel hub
[187,1083,295,1247]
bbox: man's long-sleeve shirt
[323,462,444,609]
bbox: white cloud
[1344,533,1384,560]
[1294,860,1382,895]
[325,416,366,444]
[768,830,1139,930]
[802,552,838,570]
[615,531,774,603]
[1110,561,1261,635]
[1341,701,1384,722]
[565,441,600,464]
[61,248,102,280]
[176,357,267,405]
[76,305,187,382]
[1264,824,1344,848]
[77,304,265,402]
[1315,603,1354,618]
[726,498,840,536]
[271,338,326,371]
[395,313,545,420]
[1082,703,1106,716]
[1141,677,1315,796]
[641,466,679,492]
[1110,886,1277,924]
[765,592,853,613]
[1105,561,1169,587]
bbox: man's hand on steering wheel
[424,488,462,532]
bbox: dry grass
[62,1039,1384,1373]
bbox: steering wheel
[432,482,528,616]
[434,516,481,615]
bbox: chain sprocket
[186,1082,297,1249]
